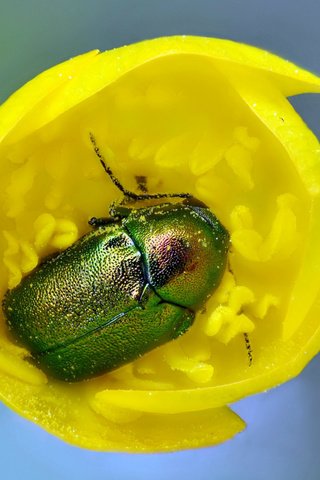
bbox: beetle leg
[90,198,136,226]
[243,332,253,366]
[109,198,134,219]
[135,175,148,193]
[88,216,118,228]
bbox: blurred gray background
[0,1,320,479]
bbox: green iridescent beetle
[2,134,229,382]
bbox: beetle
[2,133,230,382]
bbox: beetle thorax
[146,230,192,287]
[124,203,229,310]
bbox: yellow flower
[0,36,320,452]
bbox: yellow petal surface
[0,36,320,451]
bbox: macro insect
[2,134,230,382]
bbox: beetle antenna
[89,132,137,199]
[89,132,192,201]
[243,332,253,366]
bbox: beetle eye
[148,233,190,287]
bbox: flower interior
[0,52,315,446]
